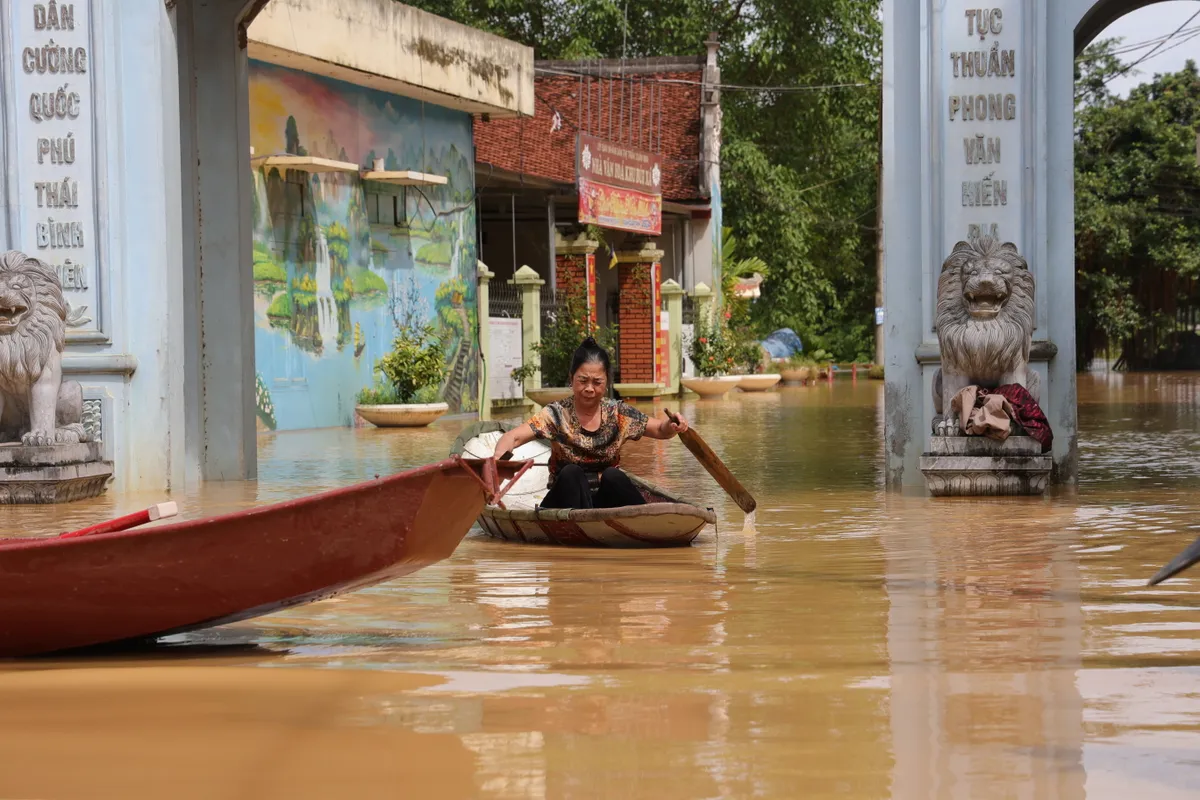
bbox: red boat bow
[0,456,527,658]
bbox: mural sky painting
[248,60,479,432]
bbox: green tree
[406,0,882,361]
[1074,41,1200,368]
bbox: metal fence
[540,287,565,331]
[489,282,523,318]
[681,294,696,325]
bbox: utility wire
[534,65,873,93]
[1102,9,1200,86]
[1077,24,1200,61]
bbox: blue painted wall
[248,60,478,431]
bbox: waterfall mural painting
[248,60,479,431]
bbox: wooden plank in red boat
[0,457,523,658]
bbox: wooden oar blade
[666,409,757,514]
[1148,535,1200,586]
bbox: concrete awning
[248,0,534,119]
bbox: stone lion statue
[0,250,88,446]
[932,237,1038,435]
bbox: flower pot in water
[681,375,741,398]
[355,402,449,428]
[525,387,572,406]
[738,373,782,392]
[781,367,811,383]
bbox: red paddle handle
[58,502,178,539]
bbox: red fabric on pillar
[988,384,1053,453]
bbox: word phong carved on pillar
[944,3,1022,255]
[0,250,111,503]
[921,237,1051,496]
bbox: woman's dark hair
[569,336,612,385]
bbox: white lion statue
[0,250,88,446]
[932,237,1039,435]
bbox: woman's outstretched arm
[493,423,537,460]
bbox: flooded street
[3,373,1200,798]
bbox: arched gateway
[881,0,1184,491]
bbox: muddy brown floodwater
[3,373,1200,798]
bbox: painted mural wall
[248,60,478,432]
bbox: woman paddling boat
[492,336,689,510]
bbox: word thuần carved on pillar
[943,3,1022,250]
[12,1,99,333]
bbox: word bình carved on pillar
[0,250,112,503]
[17,0,103,342]
[921,237,1052,497]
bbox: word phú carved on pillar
[0,251,112,503]
[921,237,1052,496]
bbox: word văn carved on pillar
[0,250,112,503]
[920,237,1052,497]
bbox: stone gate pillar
[690,283,715,326]
[615,238,663,387]
[477,261,495,420]
[554,230,598,326]
[510,265,544,394]
[661,279,685,394]
[882,0,1079,491]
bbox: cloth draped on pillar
[949,384,1053,453]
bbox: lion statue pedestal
[0,251,112,504]
[918,238,1051,497]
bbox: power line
[534,65,873,94]
[1103,9,1200,86]
[1078,24,1200,61]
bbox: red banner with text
[576,134,663,235]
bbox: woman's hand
[648,411,689,440]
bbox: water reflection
[1,374,1199,797]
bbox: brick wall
[475,71,705,203]
[618,260,659,383]
[555,252,595,324]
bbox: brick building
[473,38,723,388]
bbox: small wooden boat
[451,421,716,548]
[0,456,524,658]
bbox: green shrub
[689,314,735,377]
[535,287,618,387]
[374,323,447,403]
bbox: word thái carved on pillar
[921,237,1051,497]
[0,250,90,445]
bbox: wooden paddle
[57,502,178,539]
[663,408,756,513]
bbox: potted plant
[781,348,832,384]
[731,329,781,392]
[514,287,618,406]
[781,352,819,383]
[355,322,449,427]
[682,313,741,398]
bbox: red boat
[0,456,528,659]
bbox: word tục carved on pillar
[16,1,96,330]
[945,4,1021,248]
